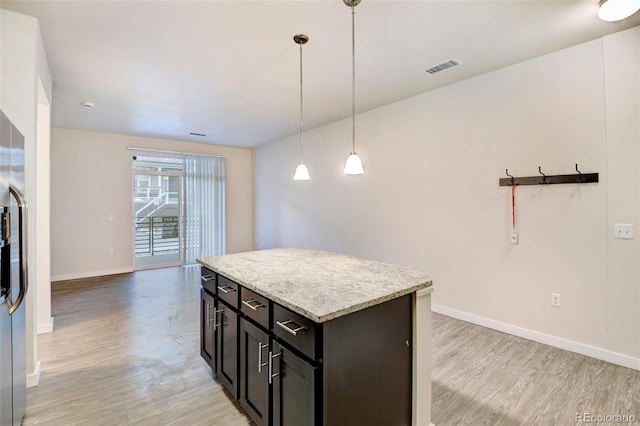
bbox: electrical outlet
[551,293,561,307]
[510,232,519,244]
[108,214,114,221]
[109,248,114,255]
[614,224,633,240]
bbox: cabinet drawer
[217,275,239,308]
[273,304,318,360]
[200,268,216,294]
[240,287,270,329]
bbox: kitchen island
[198,248,433,426]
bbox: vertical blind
[184,155,226,263]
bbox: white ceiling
[3,1,640,148]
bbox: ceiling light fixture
[293,33,311,181]
[598,0,640,21]
[343,0,364,176]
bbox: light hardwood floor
[431,315,640,425]
[24,267,640,425]
[24,267,252,426]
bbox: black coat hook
[505,169,516,186]
[538,166,548,184]
[575,163,582,183]
[499,165,598,186]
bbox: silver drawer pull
[217,285,236,294]
[257,342,269,373]
[207,303,215,324]
[201,275,214,282]
[213,308,224,329]
[268,351,281,384]
[276,320,307,336]
[242,299,266,311]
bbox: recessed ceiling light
[81,101,95,108]
[189,132,206,137]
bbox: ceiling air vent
[424,59,462,75]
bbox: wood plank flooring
[24,267,252,426]
[431,313,640,425]
[23,267,640,425]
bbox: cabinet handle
[242,299,266,311]
[201,275,214,282]
[206,303,215,324]
[257,342,269,373]
[217,285,236,294]
[213,308,224,329]
[276,320,307,336]
[268,351,281,384]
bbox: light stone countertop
[197,248,432,323]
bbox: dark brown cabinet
[200,289,216,369]
[240,309,319,426]
[200,268,239,399]
[271,341,317,426]
[200,267,412,426]
[216,300,239,399]
[239,319,270,426]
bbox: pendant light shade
[294,163,310,180]
[343,0,364,176]
[293,34,311,181]
[598,0,640,21]
[344,153,364,175]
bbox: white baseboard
[51,267,134,282]
[605,350,640,370]
[37,317,54,334]
[26,361,41,388]
[432,304,640,371]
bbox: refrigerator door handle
[7,185,27,316]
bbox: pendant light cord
[351,5,356,154]
[299,42,304,163]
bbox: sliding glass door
[133,171,182,269]
[131,151,226,269]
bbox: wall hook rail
[499,164,598,187]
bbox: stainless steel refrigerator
[0,110,28,426]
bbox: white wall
[50,128,253,281]
[254,27,640,369]
[1,9,53,386]
[36,77,52,335]
[603,29,640,362]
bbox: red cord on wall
[511,184,516,230]
[509,183,519,244]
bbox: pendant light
[293,34,311,181]
[343,0,364,175]
[598,0,640,21]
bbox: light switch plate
[614,224,633,240]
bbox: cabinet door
[200,289,216,370]
[271,342,317,426]
[240,319,270,426]
[216,301,239,398]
